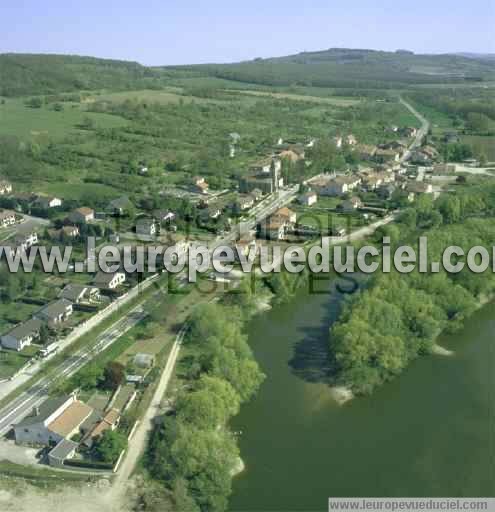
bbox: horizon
[1,46,494,68]
[1,0,494,66]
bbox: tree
[94,429,127,463]
[26,97,42,108]
[39,324,50,345]
[466,112,491,134]
[102,361,126,390]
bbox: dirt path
[108,327,185,505]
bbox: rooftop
[3,318,42,341]
[15,396,72,429]
[48,400,93,437]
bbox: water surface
[230,279,495,511]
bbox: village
[0,104,486,473]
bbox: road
[0,300,148,437]
[399,97,430,163]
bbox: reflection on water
[230,278,495,511]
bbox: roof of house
[136,217,155,228]
[134,353,155,368]
[300,191,317,199]
[15,396,72,429]
[3,318,43,341]
[48,439,79,461]
[0,209,15,220]
[109,196,133,210]
[60,284,97,302]
[48,400,93,437]
[74,207,94,216]
[274,207,295,218]
[37,299,72,320]
[93,270,125,287]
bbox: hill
[0,53,164,96]
[1,49,495,97]
[166,48,495,89]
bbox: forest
[330,181,495,394]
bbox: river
[230,277,495,511]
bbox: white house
[34,196,62,209]
[136,218,157,237]
[14,395,93,446]
[317,176,362,197]
[34,299,73,327]
[69,207,94,224]
[93,270,126,290]
[298,191,317,206]
[1,318,43,351]
[60,284,100,304]
[0,210,16,228]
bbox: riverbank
[230,280,495,510]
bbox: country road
[399,96,430,162]
[110,327,186,501]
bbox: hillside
[168,48,495,89]
[0,53,164,96]
[1,49,495,97]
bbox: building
[259,217,287,240]
[82,408,121,448]
[333,136,343,149]
[314,175,362,197]
[235,195,255,212]
[69,207,94,224]
[377,183,397,200]
[239,162,283,195]
[108,196,133,216]
[298,191,317,206]
[134,353,155,369]
[0,209,16,228]
[249,188,263,202]
[60,284,100,304]
[35,299,73,327]
[339,196,363,213]
[0,180,12,195]
[34,196,62,209]
[48,225,80,241]
[48,439,79,468]
[152,210,176,224]
[14,395,93,446]
[1,318,43,351]
[406,182,434,195]
[346,134,358,146]
[93,270,126,290]
[276,145,305,162]
[433,163,458,174]
[374,148,400,163]
[250,157,282,175]
[400,127,418,138]
[136,218,157,237]
[273,207,297,224]
[191,177,209,195]
[234,237,258,260]
[14,231,38,251]
[357,144,378,161]
[259,207,296,240]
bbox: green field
[461,135,495,161]
[231,89,360,106]
[0,97,127,140]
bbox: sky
[1,0,494,65]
